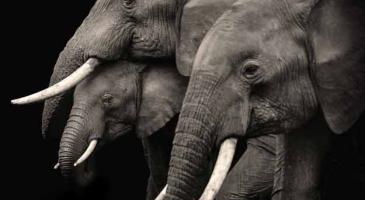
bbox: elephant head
[11,0,187,139]
[176,0,237,76]
[55,60,187,186]
[162,0,365,199]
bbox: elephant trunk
[165,74,221,200]
[42,44,92,138]
[58,105,95,187]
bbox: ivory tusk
[11,58,100,105]
[199,138,237,200]
[53,163,59,170]
[74,139,98,167]
[155,185,167,200]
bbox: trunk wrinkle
[167,177,196,197]
[169,156,201,172]
[171,145,206,161]
[63,126,83,134]
[66,119,85,128]
[165,73,222,200]
[58,109,90,185]
[173,132,211,153]
[59,139,86,149]
[176,116,211,134]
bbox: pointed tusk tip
[53,163,60,170]
[10,58,100,106]
[11,99,20,105]
[73,163,78,167]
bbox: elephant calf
[15,60,188,199]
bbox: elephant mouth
[105,121,134,141]
[71,153,96,187]
[75,123,134,166]
[53,122,133,168]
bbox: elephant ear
[136,63,188,138]
[309,0,365,134]
[176,0,236,76]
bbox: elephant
[10,0,232,198]
[155,0,275,199]
[53,59,187,199]
[11,0,187,196]
[158,0,365,200]
[11,0,187,140]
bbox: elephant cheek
[217,101,249,145]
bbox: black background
[5,1,148,200]
[4,1,365,200]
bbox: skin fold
[56,60,188,199]
[163,0,365,199]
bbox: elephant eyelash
[122,0,136,8]
[241,64,260,78]
[231,50,258,67]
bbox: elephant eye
[102,93,114,106]
[241,61,260,79]
[123,0,135,7]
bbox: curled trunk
[58,105,94,187]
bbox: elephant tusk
[74,139,98,167]
[11,58,100,105]
[199,138,237,200]
[155,185,167,200]
[53,163,59,170]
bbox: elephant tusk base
[155,185,167,200]
[74,139,98,167]
[199,138,237,200]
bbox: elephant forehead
[229,1,282,33]
[139,0,179,12]
[77,65,135,91]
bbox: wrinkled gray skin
[43,0,187,140]
[57,60,187,198]
[176,0,237,76]
[163,0,365,199]
[41,0,187,193]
